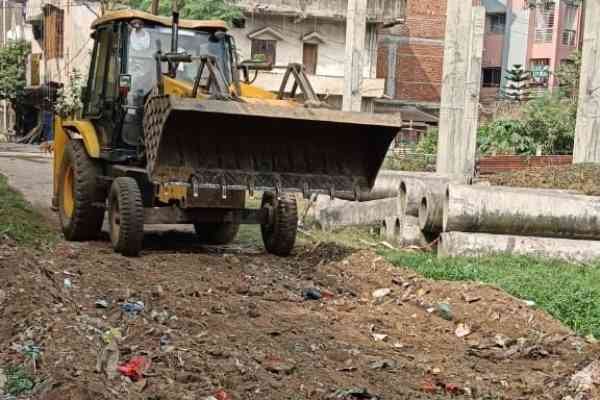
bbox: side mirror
[119,74,132,97]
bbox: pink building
[480,0,583,98]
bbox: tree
[122,0,242,23]
[0,40,31,102]
[555,50,582,101]
[502,64,530,102]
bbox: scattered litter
[120,301,145,316]
[462,292,481,303]
[159,335,174,352]
[494,334,514,348]
[263,356,296,374]
[585,334,598,344]
[523,300,536,308]
[570,359,600,396]
[214,389,232,400]
[102,328,123,345]
[372,288,391,299]
[331,387,381,399]
[153,285,164,298]
[302,287,322,301]
[118,356,151,381]
[63,278,72,289]
[321,289,335,300]
[421,379,437,394]
[434,303,453,321]
[96,341,120,379]
[371,333,388,342]
[95,299,109,309]
[368,358,396,370]
[379,241,395,250]
[151,309,170,324]
[455,323,472,338]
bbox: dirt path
[0,144,598,399]
[0,143,53,210]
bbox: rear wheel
[194,222,240,245]
[261,192,298,256]
[108,177,144,257]
[58,140,105,241]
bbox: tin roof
[91,9,228,31]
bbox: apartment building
[229,0,405,110]
[481,0,583,99]
[379,0,583,107]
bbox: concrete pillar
[573,0,600,163]
[436,2,485,176]
[343,0,367,112]
[386,44,397,98]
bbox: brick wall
[378,0,447,103]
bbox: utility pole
[436,1,485,176]
[2,0,7,136]
[342,0,367,112]
[573,0,600,163]
[151,0,160,15]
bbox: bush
[478,93,576,156]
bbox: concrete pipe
[438,232,600,264]
[444,184,600,240]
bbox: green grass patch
[383,251,600,338]
[0,174,57,246]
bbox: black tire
[108,177,144,257]
[58,140,105,241]
[261,192,298,256]
[194,222,240,245]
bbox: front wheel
[261,192,298,257]
[57,140,105,241]
[108,177,144,257]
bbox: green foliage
[415,127,438,155]
[125,0,243,23]
[503,64,530,102]
[555,50,582,100]
[383,250,600,338]
[4,366,35,396]
[478,119,534,155]
[0,174,58,246]
[0,40,31,102]
[478,93,576,155]
[382,155,433,172]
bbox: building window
[530,58,550,87]
[486,13,506,34]
[562,4,578,46]
[251,39,276,66]
[534,2,555,43]
[43,5,64,59]
[302,43,318,75]
[482,67,502,87]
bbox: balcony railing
[562,29,577,46]
[233,0,406,24]
[534,28,553,43]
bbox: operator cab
[84,10,230,159]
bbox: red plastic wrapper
[117,356,151,381]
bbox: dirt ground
[1,232,599,400]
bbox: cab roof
[91,9,228,31]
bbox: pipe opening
[394,217,401,237]
[442,187,450,232]
[399,181,407,214]
[418,195,428,230]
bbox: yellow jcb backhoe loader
[52,9,401,257]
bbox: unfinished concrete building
[229,0,405,110]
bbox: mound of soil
[488,163,600,195]
[0,237,598,399]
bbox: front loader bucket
[143,96,401,196]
